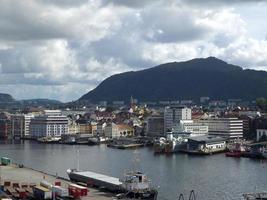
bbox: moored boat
[226,141,246,158]
[67,169,157,199]
[153,137,166,153]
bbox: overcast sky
[0,0,267,102]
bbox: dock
[0,164,114,200]
[107,143,144,149]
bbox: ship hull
[117,190,158,200]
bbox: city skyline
[0,0,267,101]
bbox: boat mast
[77,148,80,171]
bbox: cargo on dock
[0,165,114,200]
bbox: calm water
[0,140,267,200]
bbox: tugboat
[116,171,158,200]
[225,141,246,158]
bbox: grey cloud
[180,0,266,6]
[141,8,208,43]
[40,0,88,7]
[101,0,163,8]
[0,1,70,42]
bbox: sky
[0,0,267,102]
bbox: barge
[67,169,158,199]
[67,169,122,192]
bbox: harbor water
[0,140,267,200]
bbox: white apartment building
[30,110,68,138]
[24,114,35,137]
[200,118,243,138]
[256,129,267,141]
[164,106,191,134]
[173,120,208,135]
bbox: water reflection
[0,140,266,200]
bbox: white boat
[88,136,109,145]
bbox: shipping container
[33,186,52,200]
[40,181,53,189]
[1,157,11,166]
[52,186,69,197]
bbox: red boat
[225,151,242,157]
[225,141,246,158]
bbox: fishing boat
[37,136,61,144]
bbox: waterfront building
[105,123,134,138]
[68,121,79,134]
[200,118,243,138]
[96,122,106,136]
[146,116,164,137]
[187,135,226,153]
[164,106,191,134]
[10,114,34,138]
[24,114,35,137]
[10,114,24,138]
[0,112,11,139]
[173,120,208,135]
[256,129,267,141]
[29,110,68,138]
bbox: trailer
[33,186,52,200]
[52,186,69,197]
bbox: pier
[0,164,114,200]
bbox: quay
[0,164,114,200]
[107,143,144,149]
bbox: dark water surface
[0,140,267,200]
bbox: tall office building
[200,118,243,138]
[164,106,191,133]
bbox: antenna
[132,149,141,172]
[77,148,80,171]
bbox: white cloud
[0,0,267,101]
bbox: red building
[0,112,11,139]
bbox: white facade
[200,118,243,138]
[256,129,267,141]
[24,114,35,136]
[173,120,208,135]
[104,123,134,138]
[105,123,120,138]
[164,106,191,134]
[30,110,68,138]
